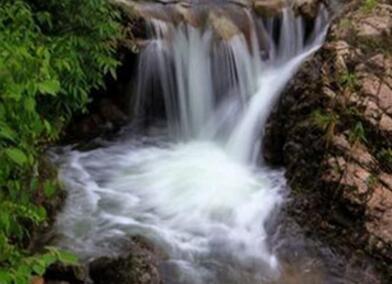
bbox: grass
[311,110,339,143]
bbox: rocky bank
[265,0,392,280]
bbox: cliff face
[265,0,392,278]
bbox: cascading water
[52,3,330,283]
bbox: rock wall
[264,0,392,280]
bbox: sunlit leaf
[5,148,28,166]
[38,80,60,95]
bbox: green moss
[361,0,378,13]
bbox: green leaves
[0,270,12,283]
[38,79,60,96]
[0,0,121,282]
[56,250,78,265]
[0,125,16,142]
[349,121,367,144]
[43,181,57,198]
[5,148,28,166]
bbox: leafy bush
[0,0,121,282]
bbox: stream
[50,3,379,283]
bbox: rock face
[264,0,392,280]
[114,0,325,21]
[252,0,287,17]
[293,0,322,19]
[89,237,162,284]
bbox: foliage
[0,247,78,284]
[339,71,358,90]
[0,0,121,283]
[348,121,367,145]
[311,109,339,143]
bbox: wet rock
[252,0,286,17]
[89,237,161,284]
[44,263,86,284]
[229,0,251,7]
[113,0,143,19]
[175,4,198,26]
[293,0,321,19]
[99,98,128,124]
[209,12,241,41]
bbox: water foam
[53,5,329,283]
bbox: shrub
[0,0,121,282]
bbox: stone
[379,114,392,132]
[113,0,143,19]
[356,16,392,37]
[378,84,392,114]
[293,0,321,19]
[325,41,351,72]
[379,172,392,191]
[331,135,376,169]
[209,12,241,41]
[252,0,286,17]
[368,53,386,70]
[366,185,392,244]
[341,163,372,203]
[44,263,86,284]
[99,99,128,124]
[364,100,382,123]
[229,0,251,7]
[89,237,161,284]
[175,4,198,26]
[360,74,392,114]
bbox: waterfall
[136,7,328,163]
[52,4,329,284]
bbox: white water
[53,6,329,284]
